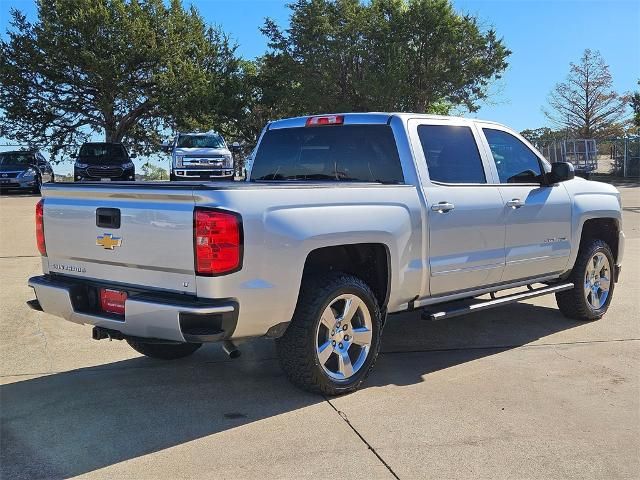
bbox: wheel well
[301,244,390,308]
[580,218,619,261]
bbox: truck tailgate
[42,183,197,294]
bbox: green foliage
[256,0,510,118]
[520,127,562,144]
[1,0,512,152]
[140,162,168,180]
[0,0,243,160]
[631,80,640,131]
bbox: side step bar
[422,283,574,321]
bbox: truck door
[478,126,572,282]
[408,119,506,296]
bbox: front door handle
[431,202,455,213]
[506,198,525,209]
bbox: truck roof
[267,112,505,130]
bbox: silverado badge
[96,233,122,250]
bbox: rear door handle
[506,199,524,209]
[431,202,455,213]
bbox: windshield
[250,125,403,183]
[0,152,35,166]
[79,144,126,158]
[177,134,225,149]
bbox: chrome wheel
[315,294,373,381]
[584,252,611,310]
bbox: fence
[535,139,598,174]
[607,137,640,178]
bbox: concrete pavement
[1,181,638,479]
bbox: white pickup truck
[165,131,238,181]
[28,113,624,395]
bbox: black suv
[0,150,55,194]
[74,143,136,181]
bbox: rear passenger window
[417,125,486,184]
[483,128,543,183]
[251,125,404,183]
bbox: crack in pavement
[30,314,54,375]
[324,396,400,479]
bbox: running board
[422,283,574,321]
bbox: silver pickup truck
[28,113,624,395]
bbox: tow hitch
[92,326,125,341]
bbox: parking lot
[1,181,639,479]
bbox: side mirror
[230,142,241,153]
[549,161,575,183]
[161,142,171,153]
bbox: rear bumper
[28,275,238,343]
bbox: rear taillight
[305,115,344,126]
[35,199,46,256]
[194,208,242,275]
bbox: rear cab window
[250,125,404,183]
[417,125,486,184]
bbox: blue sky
[1,0,639,173]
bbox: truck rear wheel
[276,272,382,395]
[127,340,202,360]
[556,239,615,321]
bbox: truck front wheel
[276,272,382,395]
[556,239,615,321]
[127,340,202,360]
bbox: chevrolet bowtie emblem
[96,233,122,250]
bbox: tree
[0,0,243,160]
[631,80,640,131]
[544,49,627,139]
[256,0,510,119]
[140,162,168,180]
[520,127,562,144]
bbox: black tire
[276,272,382,396]
[127,340,202,360]
[32,175,42,194]
[170,173,178,181]
[556,239,615,321]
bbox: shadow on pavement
[0,192,41,198]
[1,302,581,479]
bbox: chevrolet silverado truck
[28,113,624,395]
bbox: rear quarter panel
[193,184,424,339]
